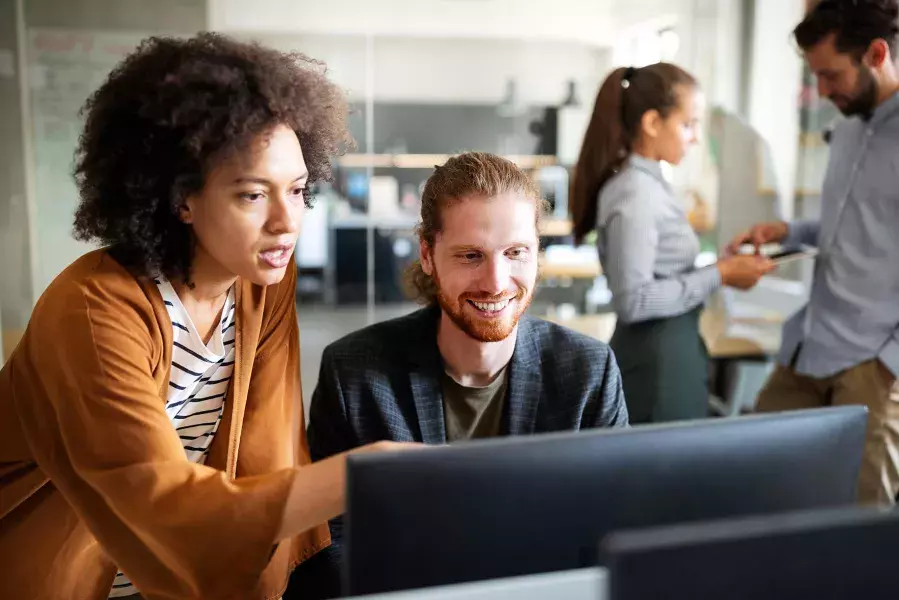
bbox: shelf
[335,153,558,170]
[540,218,572,237]
[538,254,601,279]
[330,212,419,229]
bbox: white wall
[608,0,744,215]
[20,0,207,297]
[211,0,624,46]
[748,0,805,219]
[0,0,32,343]
[259,33,610,106]
[710,0,744,115]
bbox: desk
[538,258,602,279]
[700,310,782,416]
[699,310,781,359]
[539,218,573,237]
[543,308,784,416]
[541,309,781,359]
[543,312,616,343]
[536,253,602,314]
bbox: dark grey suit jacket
[308,305,628,456]
[302,305,628,593]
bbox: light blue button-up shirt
[780,92,899,378]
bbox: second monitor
[345,406,867,595]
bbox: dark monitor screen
[345,406,866,595]
[604,505,899,599]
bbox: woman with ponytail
[571,63,774,424]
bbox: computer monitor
[602,505,899,599]
[344,406,867,595]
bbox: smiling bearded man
[302,152,629,594]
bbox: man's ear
[866,38,890,69]
[420,240,434,275]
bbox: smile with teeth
[469,298,512,312]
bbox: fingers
[728,225,771,255]
[749,258,775,288]
[751,228,769,251]
[747,256,774,276]
[726,232,751,255]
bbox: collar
[627,154,666,183]
[867,90,899,127]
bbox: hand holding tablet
[737,244,819,266]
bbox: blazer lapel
[503,317,543,435]
[406,307,447,445]
[409,367,447,445]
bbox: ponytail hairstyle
[570,62,697,244]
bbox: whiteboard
[27,28,147,295]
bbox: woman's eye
[239,192,265,202]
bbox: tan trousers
[756,359,899,506]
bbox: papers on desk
[721,322,782,354]
[706,280,809,357]
[724,301,783,323]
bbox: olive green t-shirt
[441,367,509,442]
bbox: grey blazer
[307,305,628,456]
[302,306,628,589]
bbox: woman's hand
[717,255,776,290]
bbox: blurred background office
[0,0,831,413]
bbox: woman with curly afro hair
[0,33,415,600]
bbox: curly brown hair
[404,152,547,305]
[73,32,351,282]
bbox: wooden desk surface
[542,310,781,359]
[699,310,781,358]
[539,218,573,237]
[538,256,602,279]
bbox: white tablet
[738,245,819,265]
[766,247,819,265]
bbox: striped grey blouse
[596,154,721,324]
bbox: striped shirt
[108,278,235,599]
[596,154,721,324]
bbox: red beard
[433,272,532,342]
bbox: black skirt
[610,306,709,424]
